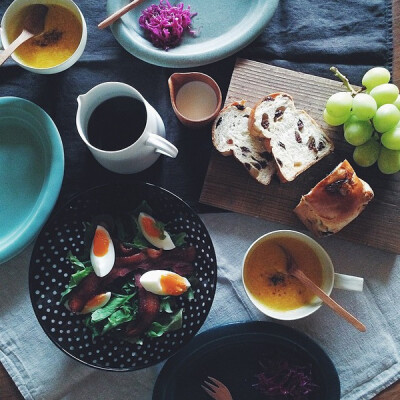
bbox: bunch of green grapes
[324,67,400,174]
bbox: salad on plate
[61,201,196,343]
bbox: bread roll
[294,160,374,236]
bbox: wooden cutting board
[200,58,400,254]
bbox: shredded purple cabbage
[138,0,197,50]
[253,354,319,399]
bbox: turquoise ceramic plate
[107,0,280,68]
[0,97,64,264]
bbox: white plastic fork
[201,376,233,400]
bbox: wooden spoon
[98,0,147,30]
[0,4,48,67]
[278,245,366,332]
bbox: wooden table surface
[1,1,399,399]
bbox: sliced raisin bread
[212,101,276,186]
[249,93,334,182]
[294,160,374,237]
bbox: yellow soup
[9,4,82,69]
[243,237,323,311]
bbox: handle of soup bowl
[333,273,364,291]
[146,133,178,158]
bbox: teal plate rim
[153,321,340,400]
[0,97,64,264]
[107,0,280,68]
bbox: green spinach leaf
[146,309,183,337]
[90,293,136,323]
[60,252,93,305]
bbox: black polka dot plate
[29,182,217,371]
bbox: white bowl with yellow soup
[242,230,364,321]
[1,0,87,74]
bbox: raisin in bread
[294,160,374,237]
[249,93,334,182]
[212,101,276,185]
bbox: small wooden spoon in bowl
[278,245,366,332]
[0,4,48,67]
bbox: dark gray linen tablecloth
[0,0,393,212]
[0,1,394,399]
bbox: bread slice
[294,160,374,236]
[249,93,334,182]
[212,101,276,185]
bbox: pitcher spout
[77,93,88,108]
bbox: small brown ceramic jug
[168,72,222,129]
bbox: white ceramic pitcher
[76,82,178,174]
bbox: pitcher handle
[333,273,364,292]
[146,133,178,158]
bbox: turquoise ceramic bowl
[107,0,280,68]
[0,97,64,264]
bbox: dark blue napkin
[0,0,393,212]
[243,0,393,80]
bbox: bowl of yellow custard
[1,0,87,74]
[242,230,363,321]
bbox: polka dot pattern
[29,183,217,371]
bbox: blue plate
[153,321,340,399]
[107,0,280,68]
[0,97,64,264]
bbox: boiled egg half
[90,225,115,277]
[64,291,111,314]
[81,292,111,314]
[140,270,190,296]
[138,212,175,250]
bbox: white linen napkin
[0,212,399,400]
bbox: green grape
[394,95,400,111]
[378,146,400,174]
[372,104,400,133]
[362,67,391,90]
[323,108,350,126]
[381,122,400,150]
[352,93,377,121]
[370,83,399,107]
[353,137,380,167]
[325,92,353,117]
[344,115,373,146]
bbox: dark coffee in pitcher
[87,96,147,151]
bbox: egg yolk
[93,228,110,257]
[160,274,188,295]
[141,216,161,238]
[83,293,108,310]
